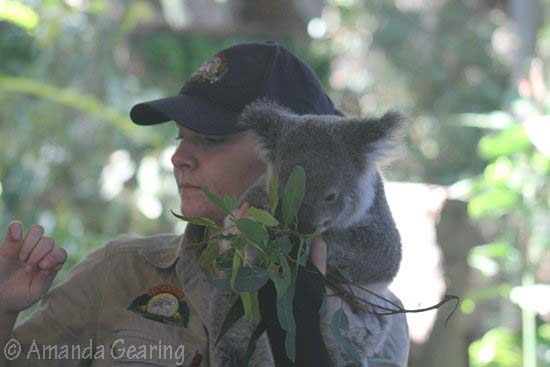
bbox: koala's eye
[325,193,337,203]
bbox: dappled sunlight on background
[1,0,548,366]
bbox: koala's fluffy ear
[236,98,295,160]
[339,111,408,168]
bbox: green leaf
[282,165,306,225]
[246,206,279,227]
[201,186,228,212]
[236,218,269,243]
[469,242,515,259]
[278,254,292,293]
[170,209,221,228]
[268,174,279,216]
[231,252,243,292]
[241,292,252,321]
[276,269,297,332]
[197,241,219,267]
[298,227,322,239]
[207,267,270,292]
[0,1,39,32]
[296,237,307,269]
[478,124,531,160]
[269,254,292,296]
[284,328,296,363]
[468,188,521,218]
[272,236,292,255]
[250,290,260,321]
[224,195,237,213]
[215,297,244,346]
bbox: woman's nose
[171,142,196,169]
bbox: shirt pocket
[105,311,201,366]
[108,329,187,366]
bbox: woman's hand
[308,236,327,276]
[0,220,67,315]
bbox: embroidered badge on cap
[128,284,190,327]
[181,52,228,92]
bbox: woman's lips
[180,185,200,191]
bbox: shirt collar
[138,232,185,269]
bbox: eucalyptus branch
[301,260,460,326]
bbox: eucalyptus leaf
[282,165,306,225]
[197,241,219,268]
[250,290,260,321]
[246,206,279,227]
[268,174,279,216]
[201,186,228,212]
[272,236,292,255]
[236,218,269,243]
[276,268,297,332]
[170,209,220,228]
[224,195,238,213]
[284,328,296,363]
[241,291,253,321]
[278,254,292,294]
[269,254,291,296]
[231,252,242,292]
[208,267,270,292]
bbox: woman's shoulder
[102,233,181,255]
[67,233,183,277]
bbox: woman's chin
[180,203,207,219]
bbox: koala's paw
[238,182,271,212]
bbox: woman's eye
[203,137,223,145]
[174,135,223,145]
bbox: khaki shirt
[8,227,409,366]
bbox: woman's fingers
[309,236,327,275]
[25,236,55,272]
[38,247,68,271]
[0,220,24,259]
[18,224,45,262]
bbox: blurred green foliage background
[1,0,548,366]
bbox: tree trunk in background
[509,0,541,85]
[415,200,485,367]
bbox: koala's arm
[322,178,402,284]
[320,283,410,366]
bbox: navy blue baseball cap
[129,41,336,135]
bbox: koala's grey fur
[209,98,406,366]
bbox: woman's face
[171,125,267,225]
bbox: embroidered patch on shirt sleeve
[128,284,190,328]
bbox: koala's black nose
[324,192,338,203]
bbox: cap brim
[130,94,243,135]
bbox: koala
[208,98,406,366]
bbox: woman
[0,41,409,366]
